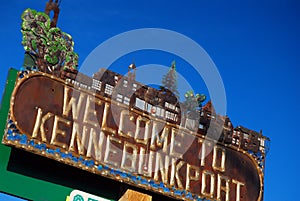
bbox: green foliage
[184,90,206,112]
[21,8,78,73]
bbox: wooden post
[118,189,152,201]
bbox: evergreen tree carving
[160,61,179,97]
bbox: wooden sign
[2,71,265,201]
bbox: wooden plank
[119,189,152,201]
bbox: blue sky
[0,192,27,201]
[0,0,300,200]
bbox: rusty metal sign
[2,71,266,201]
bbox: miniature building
[64,68,269,158]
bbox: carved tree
[160,61,179,97]
[184,90,206,116]
[21,8,78,74]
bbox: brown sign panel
[3,72,264,201]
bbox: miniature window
[92,79,102,91]
[232,138,239,145]
[156,107,161,116]
[124,97,130,105]
[199,124,204,129]
[166,111,175,120]
[80,83,88,89]
[135,98,145,110]
[133,83,137,91]
[116,94,123,102]
[160,108,165,117]
[171,104,175,110]
[123,80,128,88]
[165,102,176,110]
[116,94,130,105]
[114,75,119,82]
[233,131,237,137]
[174,114,178,121]
[170,112,174,120]
[147,103,153,113]
[104,84,114,95]
[166,111,171,119]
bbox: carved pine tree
[160,61,179,97]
